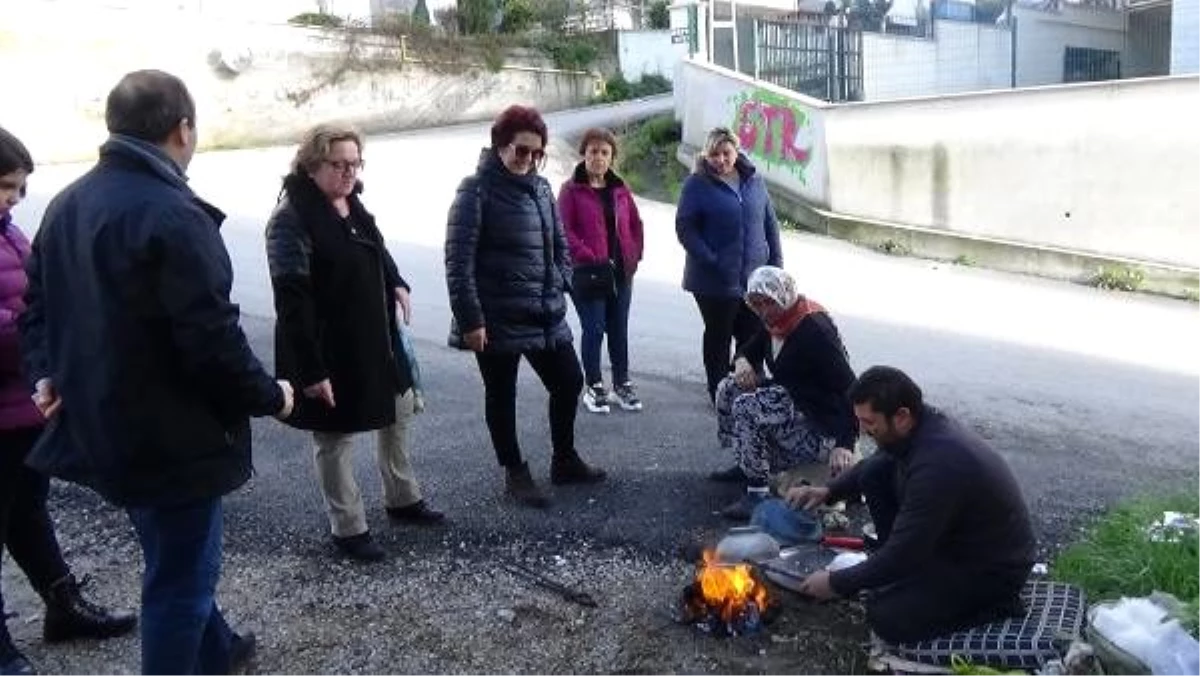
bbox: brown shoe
[505,462,550,508]
[550,450,607,485]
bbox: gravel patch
[4,485,868,674]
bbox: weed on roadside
[1052,493,1199,634]
[875,239,911,256]
[613,114,686,203]
[1089,265,1145,292]
[594,73,672,103]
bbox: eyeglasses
[509,144,545,162]
[324,159,365,173]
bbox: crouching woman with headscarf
[710,266,860,520]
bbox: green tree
[533,0,570,30]
[501,0,535,32]
[413,0,431,25]
[647,0,670,29]
[458,0,496,33]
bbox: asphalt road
[14,95,1199,562]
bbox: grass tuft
[1051,493,1199,635]
[613,114,686,203]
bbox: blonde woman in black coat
[266,123,442,562]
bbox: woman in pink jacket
[557,128,645,415]
[0,127,135,675]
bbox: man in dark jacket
[789,366,1035,644]
[19,70,293,674]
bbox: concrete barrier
[674,58,1200,295]
[674,60,830,207]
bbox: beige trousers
[312,391,422,537]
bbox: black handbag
[572,261,616,299]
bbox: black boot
[505,462,550,508]
[1,621,35,676]
[550,450,606,486]
[42,575,137,644]
[229,631,257,673]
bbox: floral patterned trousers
[715,376,833,485]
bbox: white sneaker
[583,383,611,414]
[613,381,643,411]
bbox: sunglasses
[510,144,546,162]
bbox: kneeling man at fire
[790,366,1036,644]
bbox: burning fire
[695,549,770,623]
[676,549,772,635]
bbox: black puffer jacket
[265,173,411,433]
[445,148,573,353]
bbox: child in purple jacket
[557,128,645,414]
[0,126,136,675]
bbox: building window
[1063,46,1122,82]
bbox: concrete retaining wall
[676,59,1200,275]
[674,60,829,206]
[2,4,598,163]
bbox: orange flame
[695,549,770,622]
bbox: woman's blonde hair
[291,122,363,175]
[696,127,739,172]
[704,127,738,156]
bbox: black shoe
[505,462,550,508]
[549,450,607,486]
[386,500,445,525]
[1,626,35,676]
[229,631,256,673]
[332,532,386,562]
[707,465,748,483]
[42,575,137,643]
[720,491,767,521]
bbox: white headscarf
[745,265,798,309]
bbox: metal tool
[502,561,599,608]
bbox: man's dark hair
[849,366,924,418]
[0,126,34,178]
[105,70,196,143]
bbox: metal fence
[755,19,864,101]
[708,0,1182,104]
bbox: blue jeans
[573,281,633,385]
[127,498,233,675]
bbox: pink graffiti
[735,100,810,165]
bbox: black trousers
[854,454,1027,643]
[474,343,584,468]
[692,294,760,402]
[0,426,71,619]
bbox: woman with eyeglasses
[676,127,784,404]
[265,123,442,563]
[445,105,605,509]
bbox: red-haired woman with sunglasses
[445,105,606,509]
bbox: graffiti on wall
[728,88,814,183]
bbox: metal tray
[757,546,835,593]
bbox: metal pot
[715,525,781,564]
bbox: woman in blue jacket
[675,127,784,403]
